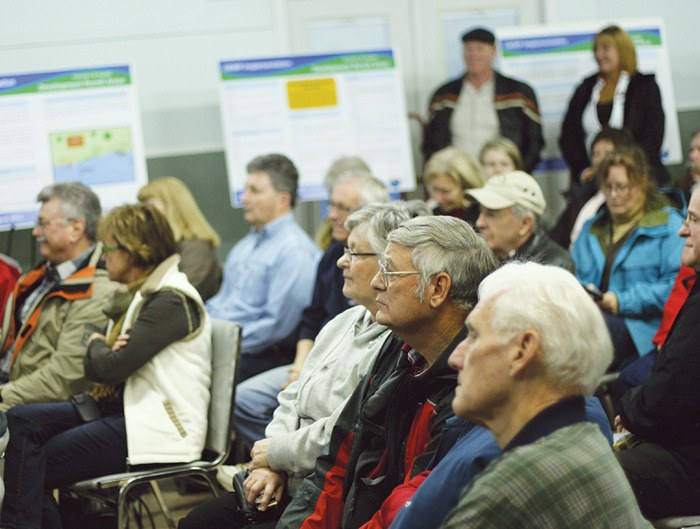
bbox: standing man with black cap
[422,27,544,173]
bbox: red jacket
[0,254,21,322]
[276,329,464,529]
[652,265,697,349]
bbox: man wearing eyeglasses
[615,185,700,519]
[275,216,499,529]
[0,182,118,411]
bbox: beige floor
[143,480,218,529]
[74,478,219,529]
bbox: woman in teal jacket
[572,146,684,369]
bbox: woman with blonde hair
[560,24,669,199]
[1,204,212,528]
[424,146,484,225]
[138,176,222,300]
[479,137,523,179]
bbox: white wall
[1,0,697,161]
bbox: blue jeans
[233,365,289,452]
[1,402,127,529]
[602,311,638,371]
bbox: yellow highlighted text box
[287,78,337,109]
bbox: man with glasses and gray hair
[276,216,498,529]
[0,182,117,411]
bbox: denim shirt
[206,213,320,355]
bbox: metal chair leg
[150,480,177,529]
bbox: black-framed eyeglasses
[343,247,377,262]
[329,202,357,215]
[602,183,632,195]
[378,259,420,288]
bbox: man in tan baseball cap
[467,171,575,271]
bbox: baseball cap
[461,28,496,45]
[466,171,546,215]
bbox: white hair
[333,170,389,206]
[345,201,431,254]
[478,261,613,394]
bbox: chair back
[205,318,241,456]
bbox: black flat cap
[461,27,495,45]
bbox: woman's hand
[244,467,286,511]
[112,327,131,352]
[86,333,106,347]
[598,291,619,315]
[280,366,301,390]
[250,437,271,470]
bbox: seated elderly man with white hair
[439,262,651,528]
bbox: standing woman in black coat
[559,25,669,202]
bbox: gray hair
[37,182,101,241]
[324,156,371,191]
[387,216,498,311]
[479,261,613,394]
[511,203,540,231]
[246,153,299,207]
[334,170,390,206]
[345,201,431,254]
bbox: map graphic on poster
[51,126,135,185]
[0,64,147,231]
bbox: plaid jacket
[440,422,652,529]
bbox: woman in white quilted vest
[1,203,211,529]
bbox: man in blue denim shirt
[206,154,320,381]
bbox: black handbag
[230,470,284,526]
[70,394,102,423]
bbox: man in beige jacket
[0,182,118,411]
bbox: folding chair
[63,318,241,528]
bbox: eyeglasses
[602,183,632,195]
[102,243,126,254]
[378,260,420,288]
[329,202,357,215]
[34,217,71,230]
[343,247,377,261]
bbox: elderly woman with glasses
[1,204,212,528]
[572,146,684,370]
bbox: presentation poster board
[0,64,147,231]
[495,19,682,170]
[218,49,414,205]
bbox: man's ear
[278,191,292,210]
[517,214,534,238]
[508,329,542,378]
[428,272,452,308]
[69,218,87,243]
